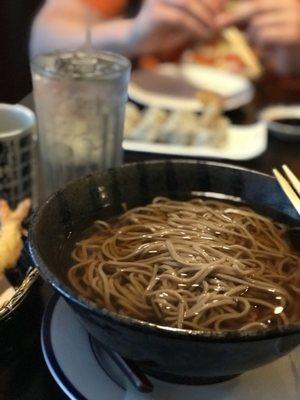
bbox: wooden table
[1,79,300,400]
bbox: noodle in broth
[68,198,300,332]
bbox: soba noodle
[68,198,300,332]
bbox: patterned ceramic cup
[0,104,36,207]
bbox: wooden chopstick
[273,168,300,215]
[282,164,300,196]
[222,27,263,79]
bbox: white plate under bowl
[41,296,300,400]
[128,64,254,112]
[123,122,267,161]
[260,105,300,141]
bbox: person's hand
[217,0,300,74]
[217,0,300,46]
[125,0,226,57]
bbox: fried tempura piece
[0,199,31,273]
[196,91,224,127]
[195,91,228,147]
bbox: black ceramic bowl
[29,160,300,384]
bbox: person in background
[30,0,226,59]
[217,0,300,75]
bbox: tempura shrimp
[0,199,31,273]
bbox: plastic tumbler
[31,50,131,199]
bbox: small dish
[260,105,300,141]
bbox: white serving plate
[123,122,267,161]
[41,296,300,400]
[128,64,254,112]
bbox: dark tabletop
[1,75,300,400]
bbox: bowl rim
[28,159,300,342]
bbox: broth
[66,197,300,332]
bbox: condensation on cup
[31,50,131,200]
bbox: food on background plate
[159,110,199,145]
[124,94,229,148]
[0,199,31,274]
[68,197,300,332]
[195,92,228,147]
[183,28,263,80]
[128,107,167,142]
[124,102,142,138]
